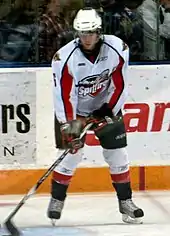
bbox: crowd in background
[0,0,170,65]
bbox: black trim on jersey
[103,41,125,109]
[60,45,79,121]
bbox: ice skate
[47,197,64,221]
[119,199,144,224]
[51,219,57,226]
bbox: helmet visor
[77,29,101,36]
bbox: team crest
[53,52,61,61]
[122,41,128,51]
[76,69,110,97]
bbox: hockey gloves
[60,120,84,153]
[89,103,123,138]
[92,103,113,118]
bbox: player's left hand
[87,104,123,137]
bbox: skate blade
[51,219,56,226]
[122,214,143,224]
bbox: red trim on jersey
[111,171,130,183]
[108,57,124,110]
[61,64,74,121]
[53,171,72,185]
[89,55,95,63]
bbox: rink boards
[1,166,170,194]
[0,65,169,194]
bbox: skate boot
[119,199,144,224]
[47,197,64,220]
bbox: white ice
[0,191,170,236]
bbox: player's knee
[53,149,83,184]
[103,147,129,170]
[103,148,130,182]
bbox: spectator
[100,0,144,61]
[117,0,145,10]
[160,0,170,12]
[159,0,170,60]
[84,0,101,8]
[38,0,82,63]
[0,0,36,63]
[137,0,165,60]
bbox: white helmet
[73,8,102,32]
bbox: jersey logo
[76,69,110,97]
[97,56,108,63]
[78,63,86,66]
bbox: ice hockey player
[47,7,144,224]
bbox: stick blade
[5,219,21,236]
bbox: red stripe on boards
[139,166,145,191]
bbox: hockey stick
[3,122,93,236]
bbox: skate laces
[121,199,138,211]
[50,198,64,212]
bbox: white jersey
[52,35,129,123]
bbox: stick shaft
[4,122,92,223]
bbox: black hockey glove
[60,120,84,153]
[92,103,113,119]
[89,103,123,138]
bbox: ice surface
[0,191,170,236]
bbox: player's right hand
[60,120,84,153]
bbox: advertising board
[0,72,36,164]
